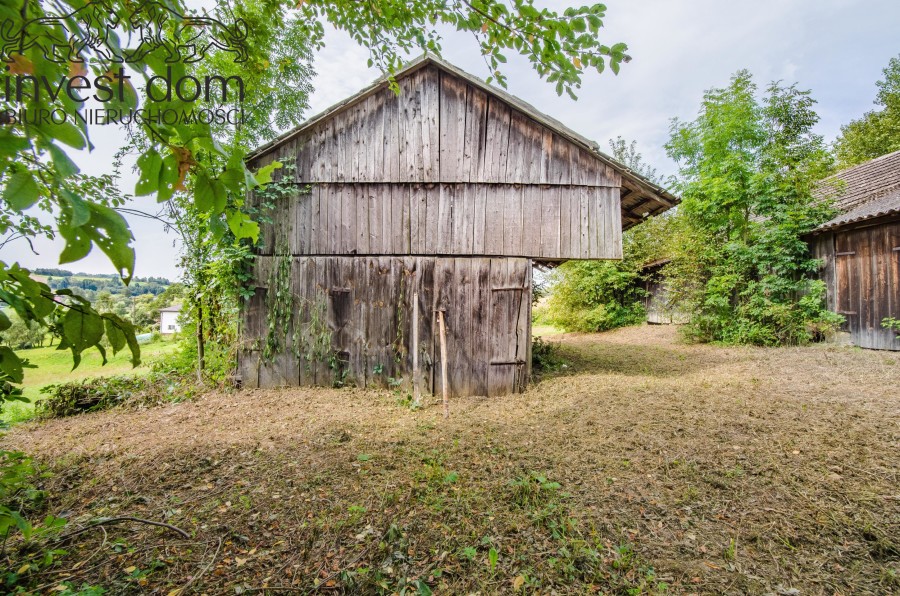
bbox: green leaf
[47,120,87,150]
[226,210,260,242]
[157,153,180,202]
[0,310,10,332]
[48,144,80,177]
[135,149,163,196]
[58,203,135,282]
[3,171,40,211]
[62,308,104,366]
[104,315,126,354]
[488,547,498,571]
[254,161,282,186]
[0,346,24,383]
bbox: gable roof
[159,305,182,313]
[248,55,677,227]
[814,150,900,231]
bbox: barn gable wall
[249,64,623,261]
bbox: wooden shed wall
[249,64,623,261]
[257,184,619,260]
[811,219,900,350]
[239,256,532,395]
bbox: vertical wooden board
[540,186,561,258]
[368,185,381,254]
[516,184,545,257]
[389,185,405,254]
[238,350,260,389]
[409,184,427,254]
[463,85,488,182]
[326,184,341,254]
[439,72,466,182]
[399,71,421,183]
[354,185,369,254]
[505,111,528,184]
[251,190,274,255]
[559,190,571,257]
[382,87,399,182]
[857,228,872,342]
[446,258,474,396]
[432,258,456,396]
[450,185,471,254]
[420,66,440,182]
[486,259,515,396]
[540,130,553,184]
[509,258,530,392]
[294,131,312,182]
[580,187,591,259]
[888,222,900,324]
[484,186,505,255]
[609,187,623,259]
[437,183,454,254]
[588,187,600,258]
[469,257,491,396]
[485,98,511,182]
[295,189,313,255]
[369,93,385,181]
[472,185,488,254]
[423,184,439,254]
[292,258,309,386]
[549,134,571,185]
[502,184,526,256]
[341,183,357,254]
[347,258,368,387]
[309,185,322,254]
[871,226,890,349]
[417,257,436,394]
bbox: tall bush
[664,71,842,345]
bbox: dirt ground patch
[2,325,898,594]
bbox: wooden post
[412,291,420,406]
[436,309,449,418]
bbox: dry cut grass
[1,325,898,594]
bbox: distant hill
[33,268,175,297]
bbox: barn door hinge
[835,251,856,256]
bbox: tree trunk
[197,301,205,382]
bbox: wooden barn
[808,150,900,351]
[239,56,676,395]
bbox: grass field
[2,339,180,424]
[3,325,896,593]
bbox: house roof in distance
[159,305,182,313]
[815,150,900,231]
[248,54,678,229]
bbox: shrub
[36,373,196,419]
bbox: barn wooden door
[834,223,900,350]
[486,258,531,396]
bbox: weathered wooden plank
[503,185,524,256]
[416,257,435,394]
[437,183,454,254]
[540,185,560,258]
[341,183,357,254]
[432,258,455,395]
[463,85,488,182]
[472,185,488,254]
[439,72,465,183]
[485,98,511,182]
[383,86,400,182]
[484,186,505,255]
[487,259,515,396]
[399,71,419,183]
[420,66,440,182]
[540,130,553,184]
[506,110,527,184]
[409,184,427,254]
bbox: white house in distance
[159,305,183,335]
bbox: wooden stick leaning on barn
[437,309,449,418]
[413,291,420,407]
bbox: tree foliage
[834,54,900,168]
[664,71,841,345]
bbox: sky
[3,0,898,279]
